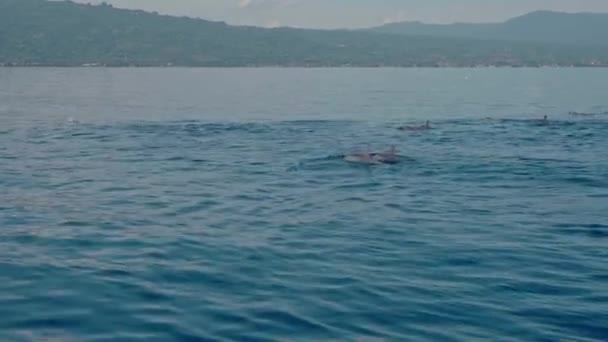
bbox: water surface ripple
[1,68,608,341]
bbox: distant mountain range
[370,11,608,46]
[1,0,608,67]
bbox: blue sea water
[1,68,607,341]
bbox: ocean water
[1,68,607,341]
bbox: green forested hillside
[371,11,608,47]
[1,0,607,67]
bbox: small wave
[252,308,335,336]
[288,154,346,171]
[562,176,607,188]
[278,119,355,125]
[119,121,275,136]
[568,111,608,117]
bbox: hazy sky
[78,0,608,28]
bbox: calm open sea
[1,68,607,341]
